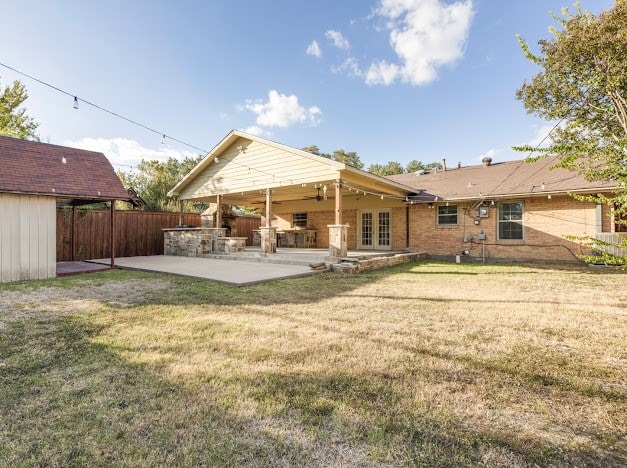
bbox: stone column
[328,224,349,258]
[260,226,277,254]
[211,227,227,253]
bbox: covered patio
[167,130,423,261]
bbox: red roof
[0,136,128,200]
[387,156,617,201]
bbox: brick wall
[264,196,602,261]
[269,207,406,250]
[408,195,598,262]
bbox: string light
[73,96,79,109]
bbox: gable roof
[0,136,128,200]
[387,156,617,201]
[169,130,415,200]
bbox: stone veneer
[163,228,247,256]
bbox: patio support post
[265,188,271,227]
[71,205,76,261]
[178,199,184,227]
[334,180,342,225]
[216,194,222,229]
[110,200,115,268]
[260,188,276,254]
[328,180,349,258]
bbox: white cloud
[306,40,322,58]
[308,106,323,126]
[366,0,474,86]
[218,112,229,120]
[63,137,198,170]
[528,123,560,148]
[244,90,322,130]
[325,30,350,49]
[241,125,267,136]
[366,60,400,85]
[332,57,364,77]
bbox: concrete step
[201,253,329,267]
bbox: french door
[357,209,392,250]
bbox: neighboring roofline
[168,129,347,197]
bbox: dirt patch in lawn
[0,279,171,321]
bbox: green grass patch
[1,261,625,466]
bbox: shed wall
[0,193,56,282]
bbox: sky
[0,0,616,172]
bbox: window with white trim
[292,212,308,228]
[498,202,524,240]
[437,205,458,225]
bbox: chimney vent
[457,161,461,169]
[482,157,492,167]
[441,158,447,172]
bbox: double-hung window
[498,202,524,240]
[437,205,458,225]
[292,212,308,228]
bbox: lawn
[0,261,625,467]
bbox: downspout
[406,205,410,249]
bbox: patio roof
[168,130,418,206]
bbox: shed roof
[0,136,128,201]
[387,156,617,201]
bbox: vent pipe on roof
[441,158,447,172]
[457,161,461,169]
[482,157,492,166]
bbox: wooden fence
[56,209,261,261]
[56,209,201,261]
[234,216,262,246]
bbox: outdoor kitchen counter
[163,227,233,256]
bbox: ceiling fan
[304,186,327,202]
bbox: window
[498,202,524,240]
[437,205,458,225]
[292,212,308,228]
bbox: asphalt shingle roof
[386,156,617,201]
[0,135,128,200]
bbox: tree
[367,161,405,176]
[0,78,39,140]
[515,2,627,264]
[118,155,206,212]
[301,146,364,169]
[406,160,425,173]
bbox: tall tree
[301,145,364,169]
[406,160,426,173]
[0,78,39,140]
[368,161,405,176]
[515,2,627,264]
[118,155,205,212]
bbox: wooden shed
[0,136,129,282]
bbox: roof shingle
[0,136,128,200]
[386,156,616,201]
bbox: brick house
[169,130,620,262]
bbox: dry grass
[0,261,625,466]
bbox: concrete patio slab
[88,255,320,286]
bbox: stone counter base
[164,228,246,256]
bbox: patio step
[200,252,331,267]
